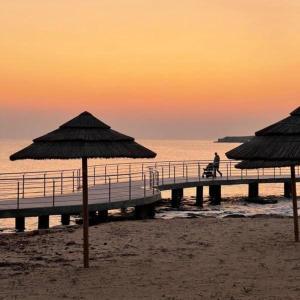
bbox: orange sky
[0,0,299,138]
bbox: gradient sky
[0,0,299,139]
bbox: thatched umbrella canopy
[10,111,156,160]
[10,111,156,267]
[226,107,300,242]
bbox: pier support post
[196,186,203,207]
[89,211,96,218]
[15,216,25,232]
[209,186,213,197]
[38,215,49,230]
[209,185,221,205]
[171,188,183,208]
[135,203,155,219]
[88,211,98,225]
[284,182,292,198]
[248,182,259,198]
[61,214,70,226]
[97,210,108,222]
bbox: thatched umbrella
[226,107,300,242]
[10,111,156,267]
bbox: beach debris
[66,241,76,246]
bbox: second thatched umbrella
[10,111,156,267]
[226,107,300,242]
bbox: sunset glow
[1,0,300,138]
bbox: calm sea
[0,139,297,232]
[0,138,237,173]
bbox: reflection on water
[0,139,239,173]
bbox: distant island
[216,136,253,143]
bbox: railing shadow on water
[0,160,297,210]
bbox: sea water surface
[0,139,297,232]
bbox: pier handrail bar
[0,167,81,176]
[91,158,233,167]
[0,171,145,182]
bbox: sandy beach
[0,217,300,299]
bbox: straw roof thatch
[226,107,300,163]
[256,107,300,136]
[10,112,156,160]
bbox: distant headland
[216,136,253,143]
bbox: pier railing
[151,160,298,186]
[0,160,297,209]
[0,169,159,209]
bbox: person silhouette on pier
[213,152,222,177]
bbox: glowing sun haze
[0,0,299,139]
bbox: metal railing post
[105,165,107,184]
[77,170,78,189]
[72,171,75,192]
[43,173,46,196]
[94,167,96,186]
[17,181,20,209]
[152,173,155,195]
[78,169,81,189]
[141,164,144,180]
[129,174,132,200]
[173,166,176,183]
[149,170,152,189]
[182,162,185,178]
[109,177,111,205]
[61,172,63,194]
[52,180,55,207]
[144,174,146,198]
[22,174,25,199]
[198,163,200,181]
[79,169,81,188]
[151,168,154,186]
[169,162,171,178]
[117,165,119,183]
[186,165,188,182]
[226,163,229,180]
[161,166,164,185]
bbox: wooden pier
[0,160,299,231]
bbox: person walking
[213,152,222,177]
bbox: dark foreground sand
[1,217,300,300]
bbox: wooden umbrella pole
[82,158,89,267]
[290,165,299,242]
